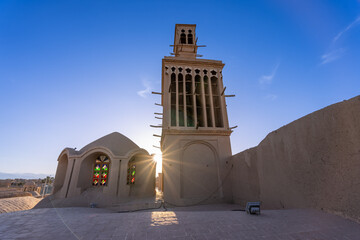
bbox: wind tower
[157,24,234,206]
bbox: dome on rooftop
[79,132,140,157]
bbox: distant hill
[0,172,52,180]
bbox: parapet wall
[232,95,360,221]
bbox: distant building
[0,180,11,188]
[156,173,163,192]
[23,181,37,192]
[10,179,25,187]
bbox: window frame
[92,155,110,187]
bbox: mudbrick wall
[232,95,360,221]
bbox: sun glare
[153,153,162,173]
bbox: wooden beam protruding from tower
[221,87,226,96]
[150,125,162,128]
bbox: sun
[153,153,163,173]
[153,153,162,164]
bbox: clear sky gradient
[1,0,359,175]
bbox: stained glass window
[127,164,136,185]
[92,155,110,186]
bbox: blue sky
[0,0,359,175]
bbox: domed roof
[79,132,140,157]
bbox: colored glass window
[127,164,136,185]
[92,155,110,186]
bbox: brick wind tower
[158,24,233,206]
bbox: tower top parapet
[172,24,200,59]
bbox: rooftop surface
[1,205,359,240]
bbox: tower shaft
[161,24,232,205]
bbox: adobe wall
[232,95,360,221]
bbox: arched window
[127,162,136,185]
[204,76,213,127]
[188,30,193,44]
[170,73,176,126]
[211,76,223,127]
[92,155,110,186]
[186,74,194,127]
[178,73,185,126]
[180,29,186,44]
[195,74,204,127]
